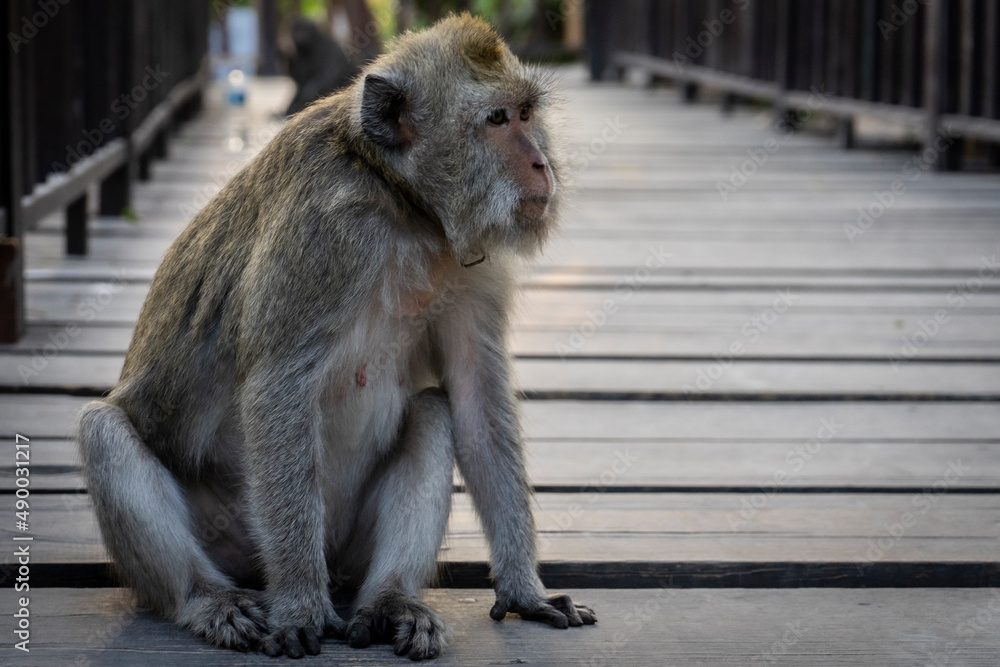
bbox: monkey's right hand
[257,604,347,658]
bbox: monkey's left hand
[490,594,597,628]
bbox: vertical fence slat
[66,194,88,256]
[958,0,975,116]
[923,0,963,170]
[983,0,999,119]
[899,3,921,107]
[1,0,207,342]
[585,0,611,80]
[1,0,26,343]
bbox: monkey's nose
[529,156,553,197]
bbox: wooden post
[66,194,89,256]
[100,163,130,216]
[983,1,998,121]
[564,0,584,52]
[139,151,152,181]
[154,130,168,160]
[861,0,878,101]
[680,81,699,104]
[739,0,757,79]
[585,0,611,81]
[257,0,281,75]
[773,0,793,126]
[0,0,26,343]
[720,92,737,115]
[836,117,855,149]
[923,0,962,171]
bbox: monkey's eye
[519,105,531,122]
[488,108,508,125]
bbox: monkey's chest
[319,310,430,452]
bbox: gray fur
[77,14,593,660]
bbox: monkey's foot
[180,587,268,652]
[257,607,345,658]
[347,591,450,660]
[491,593,597,628]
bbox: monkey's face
[467,92,560,247]
[356,15,562,258]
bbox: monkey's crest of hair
[341,13,564,260]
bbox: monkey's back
[108,92,395,462]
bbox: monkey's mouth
[517,195,550,220]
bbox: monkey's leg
[77,401,267,650]
[345,388,454,661]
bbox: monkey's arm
[231,212,368,656]
[436,269,596,629]
[239,355,346,656]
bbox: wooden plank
[511,326,1000,360]
[26,206,1000,245]
[5,437,998,493]
[5,395,1000,441]
[0,438,81,492]
[10,318,998,366]
[5,354,1000,399]
[128,168,1000,196]
[0,395,88,439]
[22,280,1000,314]
[4,494,998,588]
[24,230,1000,272]
[17,280,1000,330]
[515,360,1000,399]
[517,400,1000,441]
[3,588,998,666]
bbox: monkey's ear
[360,74,416,149]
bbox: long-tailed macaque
[78,14,595,660]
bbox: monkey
[283,17,358,117]
[77,13,595,661]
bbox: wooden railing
[1,0,209,342]
[586,0,999,165]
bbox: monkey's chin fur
[447,186,557,259]
[518,195,550,221]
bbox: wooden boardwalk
[2,68,1000,665]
